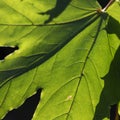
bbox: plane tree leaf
[0,0,120,120]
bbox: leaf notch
[0,46,18,60]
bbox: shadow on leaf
[106,16,120,39]
[39,0,72,24]
[93,46,120,120]
[93,14,120,120]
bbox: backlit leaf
[0,0,120,120]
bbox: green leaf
[118,103,120,115]
[0,0,120,120]
[107,0,120,22]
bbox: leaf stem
[102,0,115,11]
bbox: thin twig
[102,0,115,11]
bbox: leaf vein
[66,17,103,119]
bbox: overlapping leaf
[0,0,120,120]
